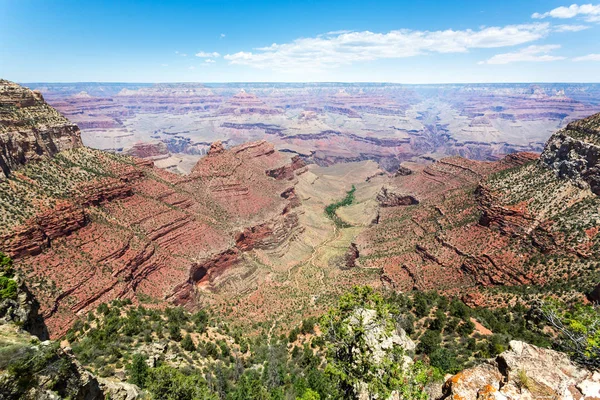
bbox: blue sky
[1,0,599,83]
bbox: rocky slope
[0,82,304,337]
[441,340,600,399]
[357,114,600,302]
[540,112,600,195]
[0,79,82,179]
[0,269,104,400]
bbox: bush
[169,324,182,342]
[535,301,600,368]
[181,334,196,352]
[0,252,13,276]
[127,353,148,388]
[321,286,431,399]
[429,348,459,374]
[416,330,441,355]
[0,276,17,300]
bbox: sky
[1,0,599,83]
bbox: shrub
[321,286,430,399]
[181,334,196,352]
[0,276,17,300]
[127,353,148,388]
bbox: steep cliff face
[0,269,103,400]
[540,112,600,195]
[0,79,82,179]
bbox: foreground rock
[0,272,48,340]
[0,273,103,400]
[441,340,600,400]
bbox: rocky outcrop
[589,283,600,303]
[540,112,600,195]
[124,141,169,159]
[376,185,419,207]
[0,79,82,179]
[0,325,104,400]
[441,340,600,400]
[0,272,48,340]
[343,243,360,269]
[395,165,413,176]
[0,271,102,400]
[97,378,140,400]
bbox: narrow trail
[267,315,282,343]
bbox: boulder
[441,340,600,399]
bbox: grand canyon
[2,1,600,398]
[2,77,600,399]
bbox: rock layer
[0,79,82,179]
[540,112,600,194]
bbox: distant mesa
[218,89,283,115]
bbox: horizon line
[18,81,600,85]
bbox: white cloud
[220,33,226,38]
[532,4,600,22]
[175,51,188,57]
[195,51,221,58]
[224,23,551,70]
[573,53,600,61]
[204,59,216,63]
[479,44,566,64]
[553,24,590,31]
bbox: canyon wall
[0,82,305,337]
[0,79,82,179]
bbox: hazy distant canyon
[27,82,600,174]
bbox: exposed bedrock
[376,185,419,207]
[343,243,360,270]
[441,341,600,400]
[540,112,600,195]
[0,79,83,179]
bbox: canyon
[2,79,600,399]
[29,82,600,175]
[2,79,600,338]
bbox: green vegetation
[321,286,431,399]
[534,301,600,369]
[0,338,83,399]
[60,285,600,399]
[0,252,17,300]
[68,300,339,399]
[325,185,356,228]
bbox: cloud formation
[553,24,590,31]
[532,3,600,22]
[195,51,221,58]
[224,24,551,70]
[573,53,600,61]
[479,45,565,65]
